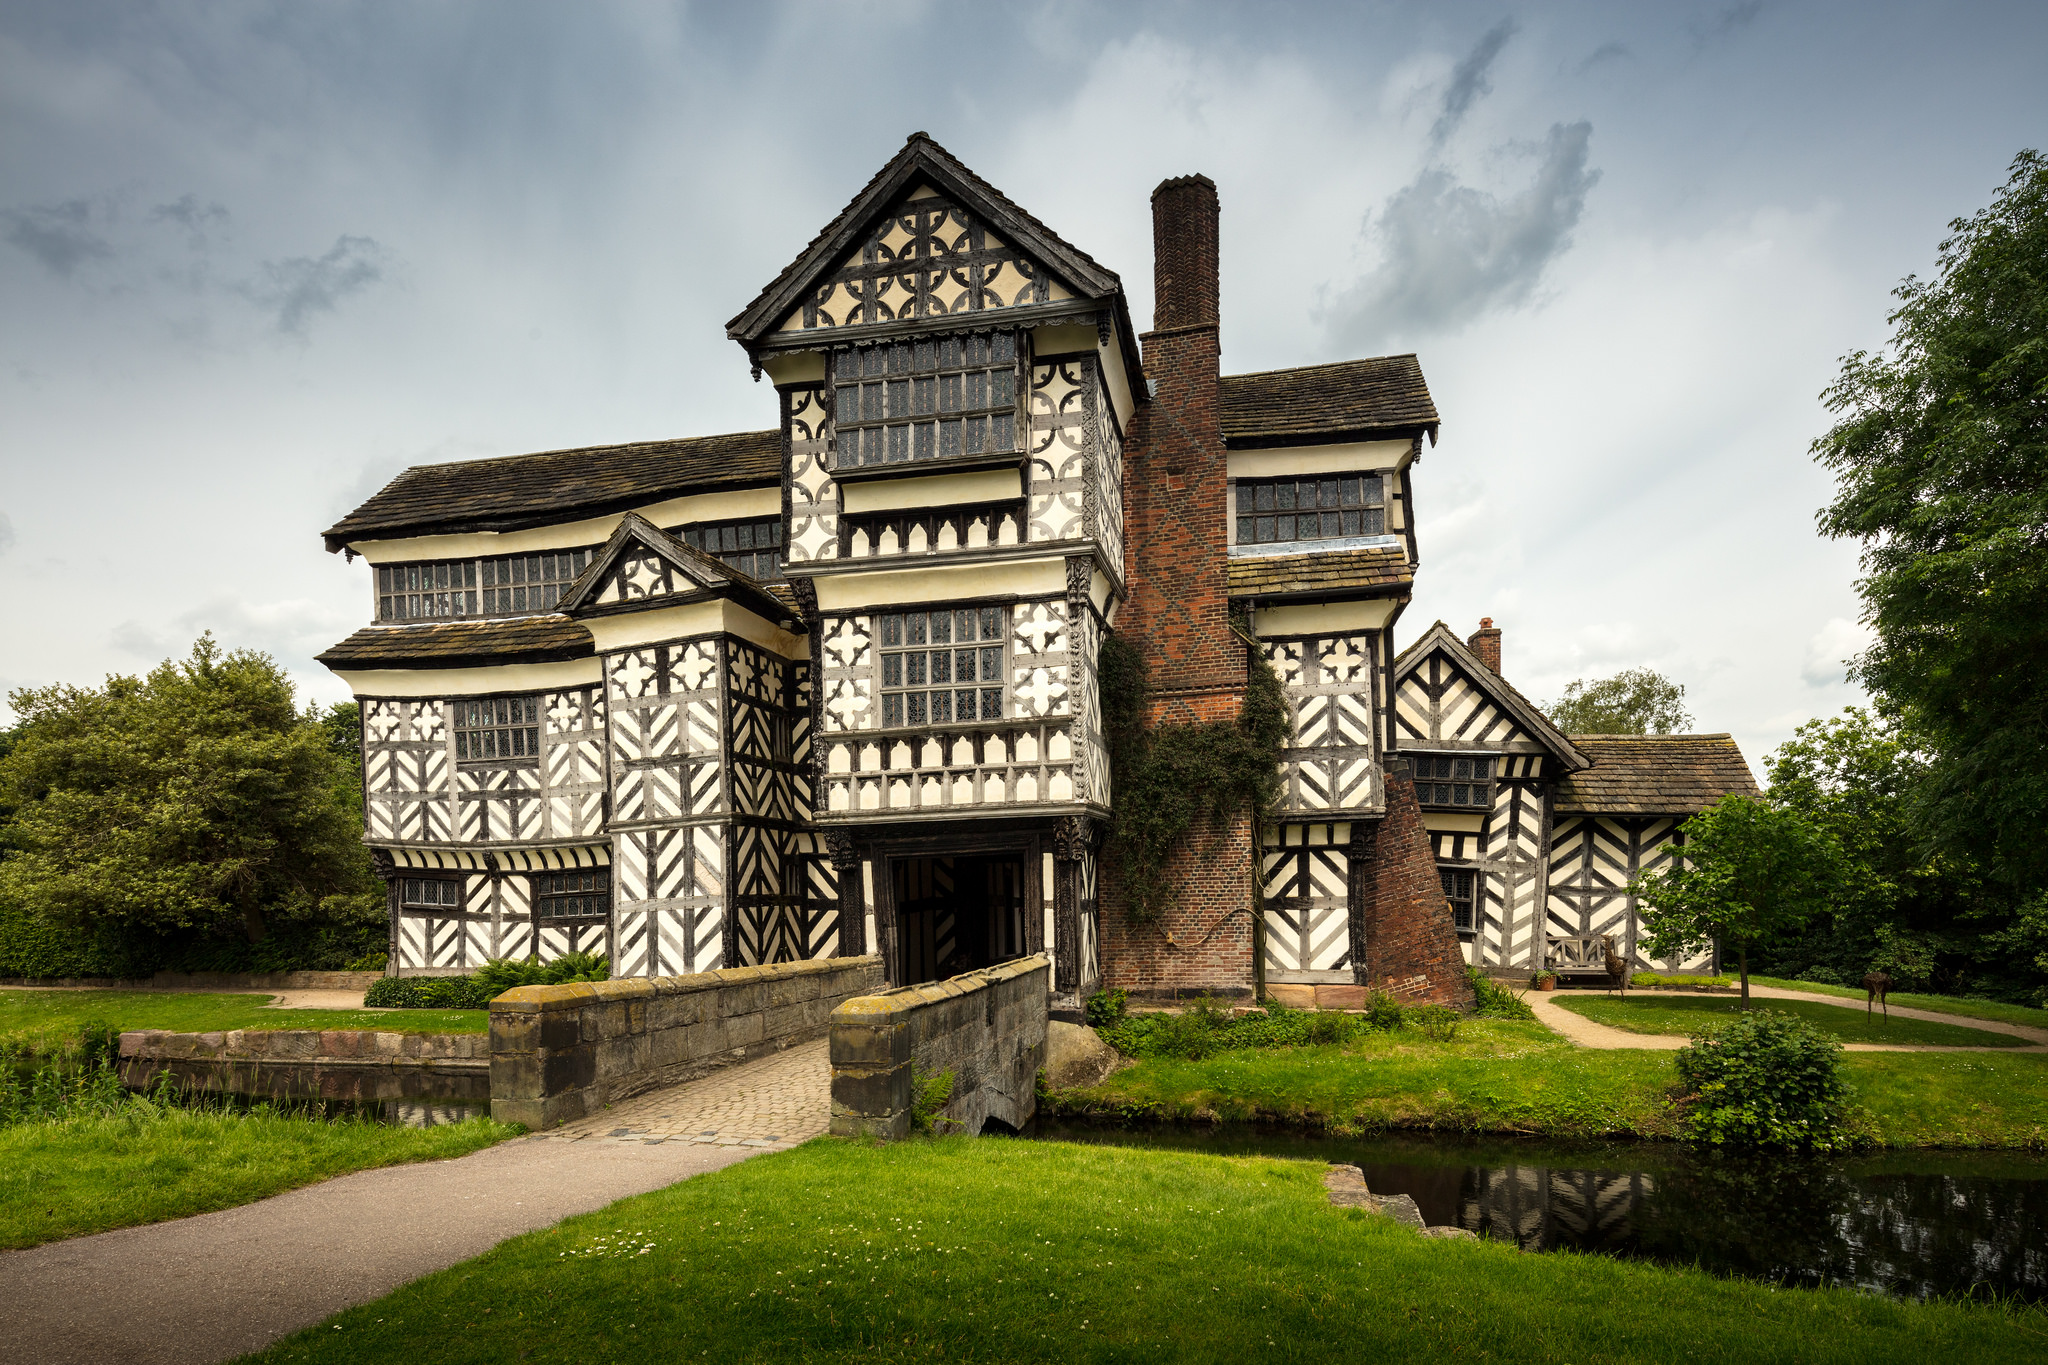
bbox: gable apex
[555,513,788,622]
[1393,621,1589,769]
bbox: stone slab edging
[120,1028,486,1067]
[489,955,885,1131]
[829,954,1050,1140]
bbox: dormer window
[680,518,783,580]
[833,331,1019,470]
[1236,474,1384,545]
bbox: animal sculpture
[1602,934,1629,996]
[1863,971,1892,1020]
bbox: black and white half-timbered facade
[1392,621,1760,975]
[318,134,1757,1001]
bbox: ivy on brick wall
[1101,627,1286,923]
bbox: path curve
[0,1039,833,1365]
[1526,985,2048,1053]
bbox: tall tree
[1813,149,2048,893]
[1631,794,1846,1005]
[1544,667,1692,734]
[0,637,375,944]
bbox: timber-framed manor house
[319,135,1756,1006]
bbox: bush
[1631,972,1735,990]
[363,954,612,1010]
[1465,967,1535,1020]
[1409,1004,1460,1042]
[1364,991,1404,1032]
[1673,1010,1855,1152]
[1085,988,1129,1028]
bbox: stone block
[760,1001,808,1041]
[1315,985,1368,1011]
[373,1031,405,1056]
[678,1018,731,1060]
[718,982,769,1019]
[1266,984,1317,1009]
[491,1053,540,1101]
[542,1045,595,1093]
[830,1021,908,1068]
[829,1108,911,1140]
[540,1010,584,1051]
[492,1096,545,1129]
[726,1011,766,1048]
[831,1062,910,1116]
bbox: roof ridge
[1221,354,1422,381]
[396,429,778,477]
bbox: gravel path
[1527,984,2048,1052]
[0,1040,834,1365]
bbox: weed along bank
[316,133,1760,1014]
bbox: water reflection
[1040,1126,2048,1303]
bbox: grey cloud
[243,234,390,335]
[150,194,230,248]
[1431,19,1517,148]
[1325,121,1600,352]
[1580,41,1631,71]
[4,198,114,276]
[1691,2,1766,46]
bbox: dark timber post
[825,831,864,960]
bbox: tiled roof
[315,616,594,671]
[1552,734,1761,816]
[1226,545,1413,599]
[1220,355,1439,446]
[727,132,1123,341]
[322,430,781,550]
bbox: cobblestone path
[529,1037,833,1149]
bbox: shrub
[1631,972,1735,990]
[363,975,491,1010]
[1085,987,1129,1028]
[364,954,612,1010]
[1673,1010,1855,1152]
[1409,1004,1460,1043]
[1364,991,1404,1032]
[346,951,389,972]
[908,1064,956,1135]
[1465,966,1535,1020]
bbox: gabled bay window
[834,331,1019,470]
[878,606,1008,726]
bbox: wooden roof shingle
[315,616,594,671]
[1220,355,1439,447]
[321,429,781,550]
[1226,545,1413,599]
[1552,734,1762,816]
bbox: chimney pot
[1150,175,1220,333]
[1468,619,1502,675]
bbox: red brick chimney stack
[1467,617,1502,674]
[1120,174,1237,724]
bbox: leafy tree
[1544,667,1692,734]
[1812,149,2048,893]
[0,636,376,945]
[1631,794,1847,1005]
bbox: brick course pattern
[1097,810,1256,1000]
[488,955,883,1130]
[1358,765,1472,1007]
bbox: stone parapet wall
[829,955,1049,1140]
[120,1028,485,1067]
[489,956,884,1130]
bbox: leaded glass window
[681,518,783,580]
[479,548,592,615]
[376,561,479,621]
[835,331,1019,469]
[878,606,1007,727]
[453,697,540,761]
[1440,868,1476,934]
[1235,474,1385,545]
[1414,754,1494,809]
[399,877,462,911]
[534,869,609,921]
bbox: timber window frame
[1412,753,1495,810]
[532,868,610,922]
[1235,474,1385,545]
[680,517,783,580]
[479,547,593,615]
[397,876,464,914]
[376,560,480,622]
[832,331,1021,472]
[452,696,541,762]
[1439,867,1476,936]
[877,605,1009,727]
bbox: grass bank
[0,1101,512,1248]
[247,1138,2045,1365]
[1749,977,2048,1030]
[0,989,486,1051]
[1048,1023,2048,1148]
[1553,995,2031,1047]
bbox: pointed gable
[1392,621,1588,768]
[557,513,787,622]
[727,133,1141,385]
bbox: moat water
[122,1057,490,1127]
[1038,1124,2048,1304]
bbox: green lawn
[0,1104,513,1248]
[1553,994,2031,1048]
[1050,1023,2048,1148]
[0,989,486,1050]
[1750,977,2048,1031]
[245,1138,2047,1365]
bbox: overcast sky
[3,1,2043,771]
